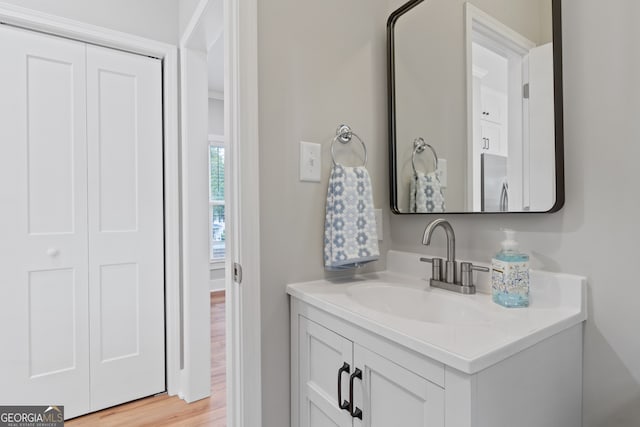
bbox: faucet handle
[420,257,442,281]
[460,262,489,288]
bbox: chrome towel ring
[411,137,438,175]
[331,124,368,167]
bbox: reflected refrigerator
[481,153,508,212]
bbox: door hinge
[523,83,530,99]
[233,262,243,284]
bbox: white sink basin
[347,282,494,324]
[287,252,586,373]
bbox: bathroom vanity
[288,251,586,427]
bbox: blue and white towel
[409,171,445,213]
[324,164,379,270]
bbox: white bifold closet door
[0,25,91,419]
[0,25,164,418]
[85,43,165,412]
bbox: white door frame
[181,0,262,426]
[226,0,262,424]
[464,3,535,211]
[0,0,181,402]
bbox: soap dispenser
[491,229,530,308]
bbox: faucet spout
[422,219,457,284]
[422,219,456,262]
[420,219,485,293]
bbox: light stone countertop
[287,250,586,374]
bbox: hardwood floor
[67,291,227,426]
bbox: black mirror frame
[387,0,565,214]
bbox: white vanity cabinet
[290,292,583,427]
[296,314,444,427]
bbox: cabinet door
[299,317,353,427]
[480,122,502,154]
[0,25,91,419]
[353,345,444,427]
[480,87,504,125]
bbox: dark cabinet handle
[349,368,363,419]
[337,362,350,411]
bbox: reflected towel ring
[331,124,368,167]
[411,137,438,175]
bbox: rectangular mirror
[388,0,564,214]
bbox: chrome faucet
[420,219,488,295]
[422,219,457,283]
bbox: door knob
[47,248,60,257]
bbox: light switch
[300,141,321,182]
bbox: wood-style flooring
[67,291,227,426]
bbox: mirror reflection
[389,0,562,213]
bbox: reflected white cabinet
[479,88,506,156]
[297,316,444,427]
[479,87,504,125]
[480,122,502,155]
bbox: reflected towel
[324,164,379,270]
[410,171,445,213]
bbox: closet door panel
[95,69,139,232]
[0,25,90,419]
[86,44,165,411]
[26,55,76,234]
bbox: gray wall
[179,0,200,37]
[208,98,224,136]
[257,1,392,426]
[0,0,179,44]
[258,0,640,426]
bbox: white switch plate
[299,141,321,182]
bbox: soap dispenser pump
[491,229,530,308]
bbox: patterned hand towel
[324,164,379,270]
[410,171,445,213]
